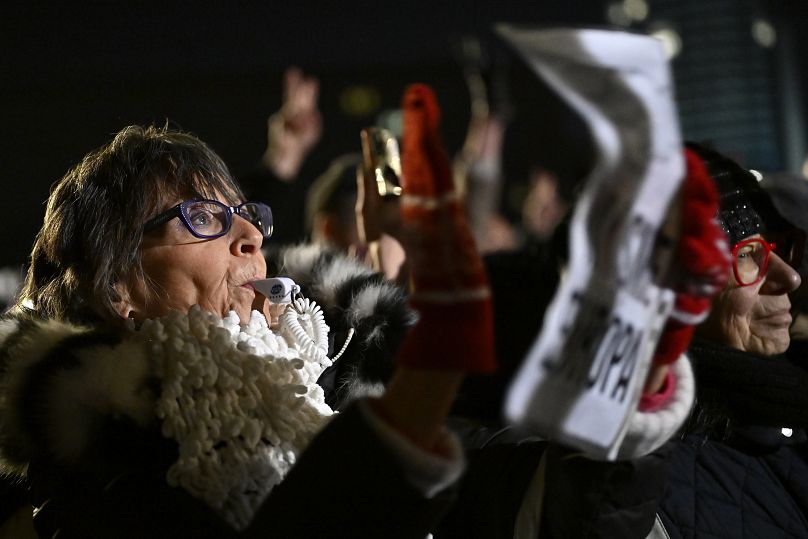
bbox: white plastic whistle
[250,277,299,304]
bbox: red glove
[394,84,495,373]
[652,148,731,365]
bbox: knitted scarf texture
[138,302,334,530]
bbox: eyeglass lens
[183,201,229,237]
[237,202,273,237]
[735,239,768,285]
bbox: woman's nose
[761,251,802,295]
[230,215,264,256]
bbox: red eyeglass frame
[731,237,777,287]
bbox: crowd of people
[1,27,807,539]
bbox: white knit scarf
[137,300,334,530]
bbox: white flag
[500,26,683,460]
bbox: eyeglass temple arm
[143,206,182,233]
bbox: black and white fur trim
[0,316,155,475]
[269,244,417,408]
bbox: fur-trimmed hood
[0,317,156,476]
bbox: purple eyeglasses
[142,199,273,239]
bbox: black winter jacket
[437,424,672,538]
[658,338,808,538]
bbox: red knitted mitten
[394,84,495,373]
[653,148,730,365]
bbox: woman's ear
[112,281,137,320]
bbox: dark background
[2,0,808,270]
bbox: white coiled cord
[279,297,330,365]
[279,297,356,364]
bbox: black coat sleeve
[28,404,454,539]
[27,421,239,539]
[539,444,671,538]
[435,423,669,539]
[246,402,455,538]
[433,439,546,538]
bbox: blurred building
[609,0,807,171]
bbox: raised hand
[354,129,407,280]
[263,67,323,180]
[394,84,495,373]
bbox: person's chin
[229,288,260,323]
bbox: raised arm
[372,84,496,451]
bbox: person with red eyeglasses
[655,143,808,539]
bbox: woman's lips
[758,311,792,326]
[240,275,265,291]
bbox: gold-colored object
[360,127,402,197]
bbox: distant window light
[650,26,682,59]
[339,85,381,118]
[376,109,403,139]
[606,2,631,27]
[751,19,777,48]
[623,0,649,22]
